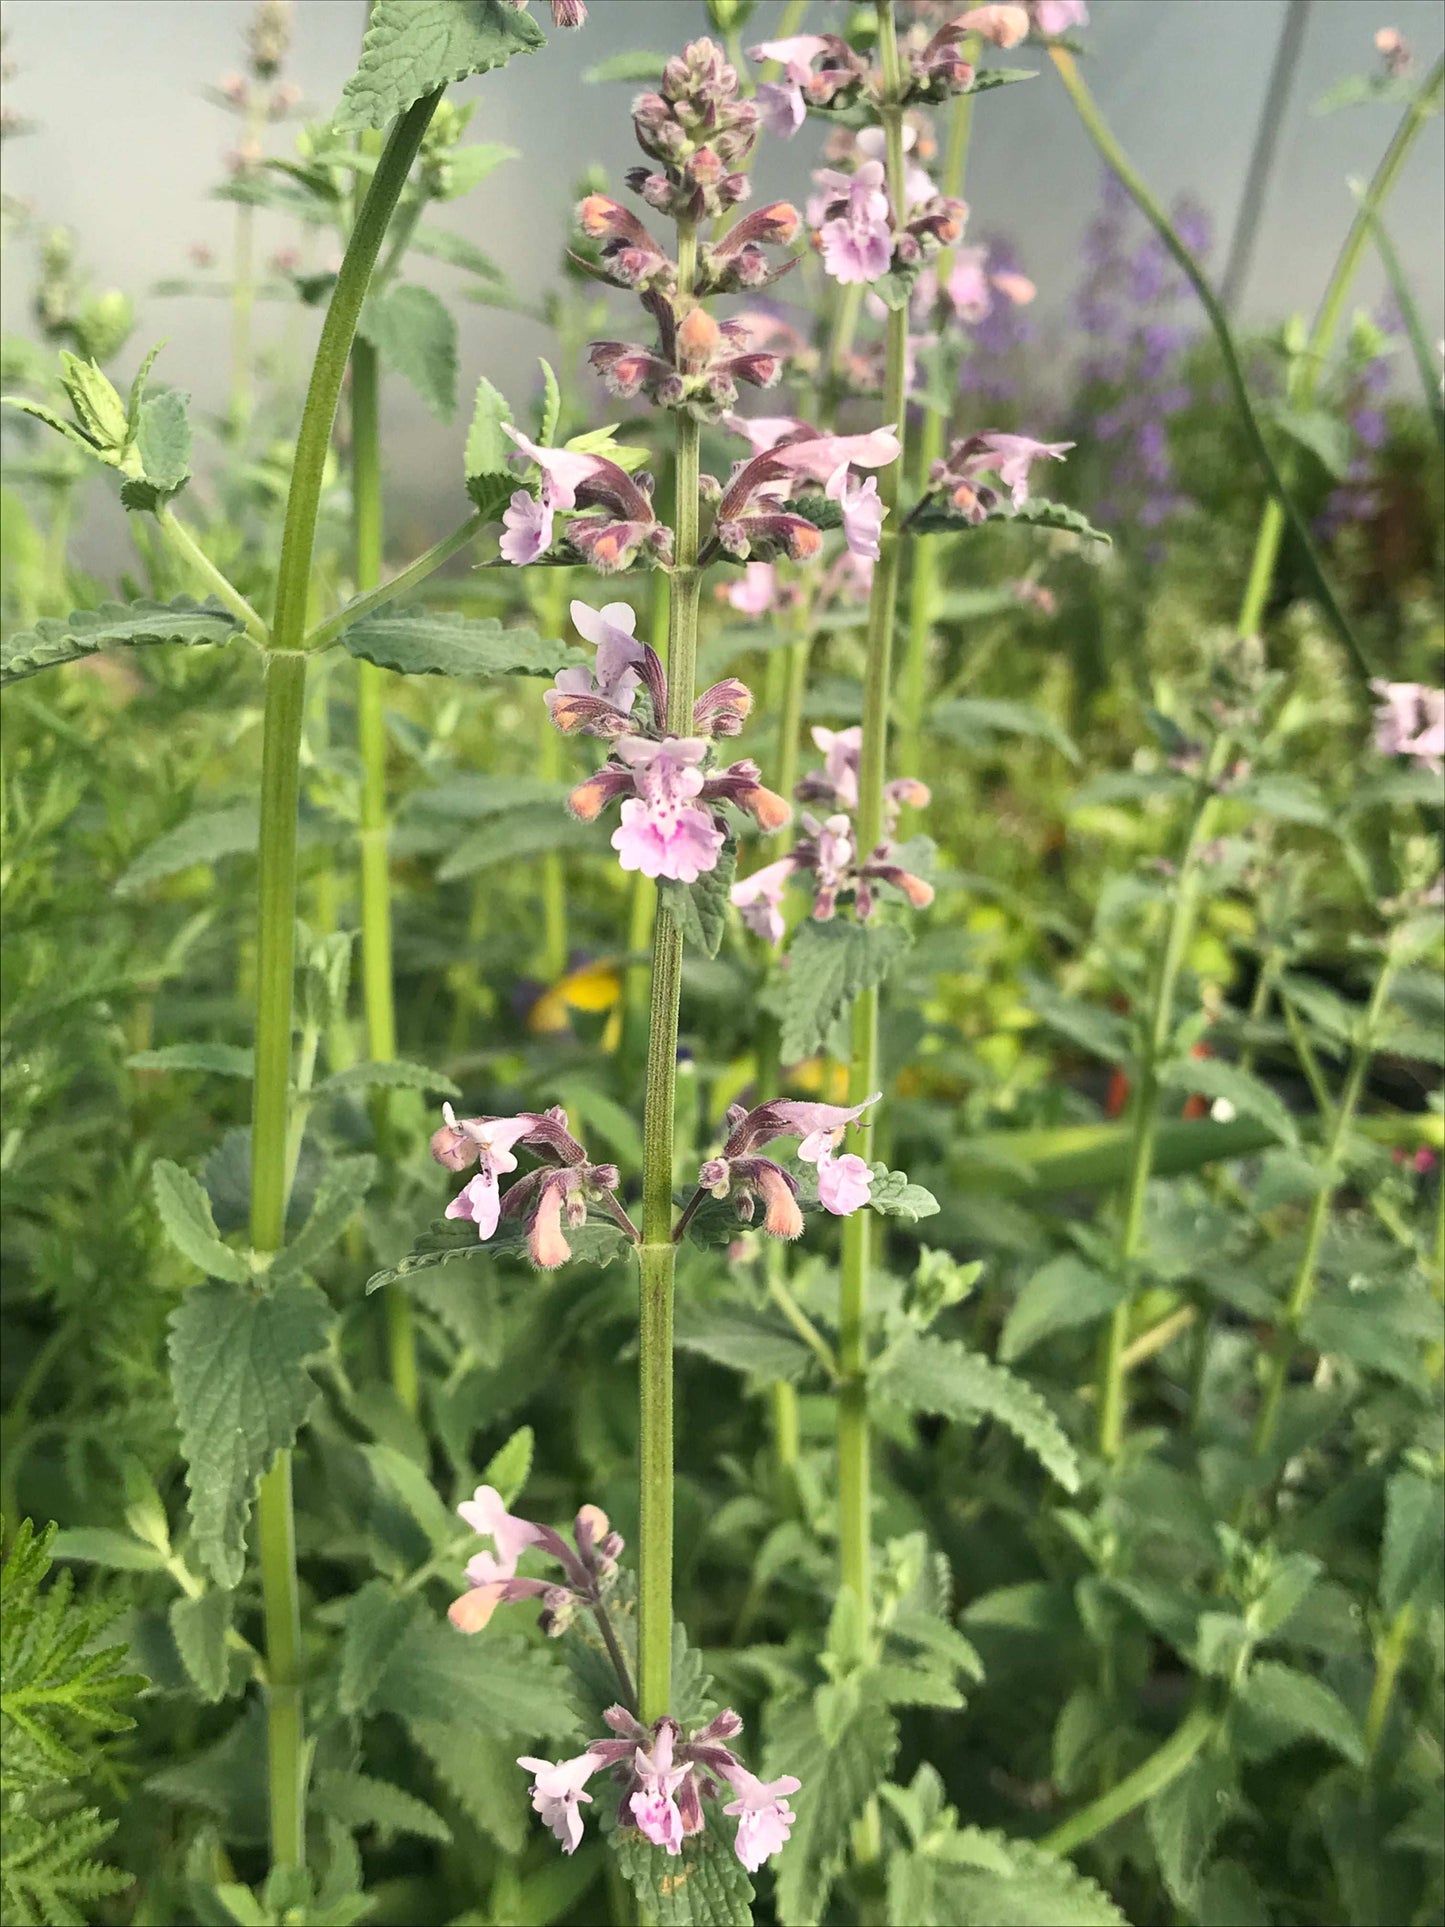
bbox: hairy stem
[1097,737,1230,1459]
[249,89,442,1875]
[1251,952,1396,1461]
[637,221,702,1723]
[1043,1704,1217,1857]
[154,507,268,643]
[304,513,484,654]
[836,0,910,1652]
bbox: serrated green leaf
[929,697,1079,765]
[1026,981,1132,1064]
[410,222,504,281]
[433,140,518,200]
[152,1160,251,1284]
[135,388,192,493]
[908,493,1112,544]
[673,1300,817,1382]
[268,1155,376,1283]
[436,805,597,882]
[314,1768,452,1845]
[312,1058,460,1100]
[366,1212,631,1290]
[169,1590,235,1704]
[371,1611,578,1741]
[1235,1659,1366,1766]
[1380,1470,1445,1616]
[931,1830,1128,1925]
[1000,1255,1123,1362]
[168,1280,334,1588]
[363,1442,457,1551]
[873,1333,1080,1492]
[59,351,128,447]
[337,0,544,131]
[536,357,561,448]
[129,1043,254,1079]
[780,919,912,1062]
[115,802,259,896]
[464,374,514,508]
[2,391,103,457]
[359,283,458,420]
[1160,1056,1299,1147]
[1146,1752,1238,1908]
[767,1690,897,1927]
[611,1804,754,1926]
[339,609,571,678]
[338,1581,415,1718]
[48,1528,168,1573]
[480,1425,533,1504]
[410,1719,531,1853]
[0,595,243,686]
[659,836,736,958]
[864,1164,940,1222]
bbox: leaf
[135,388,192,493]
[659,837,736,958]
[480,1425,534,1504]
[873,1333,1080,1493]
[363,1442,458,1552]
[931,1831,1128,1925]
[48,1528,168,1573]
[611,1805,754,1926]
[169,1591,235,1704]
[673,1300,817,1382]
[1025,981,1132,1064]
[358,283,458,420]
[152,1160,252,1284]
[313,1768,452,1845]
[1380,1470,1445,1617]
[908,494,1112,545]
[864,1164,940,1222]
[340,609,571,679]
[767,1691,898,1927]
[115,802,259,896]
[371,1610,578,1741]
[929,697,1079,765]
[464,374,515,515]
[1160,1056,1299,1147]
[779,920,912,1063]
[338,1581,415,1718]
[1235,1659,1365,1767]
[1146,1752,1237,1907]
[268,1155,377,1283]
[536,357,561,449]
[167,1280,334,1588]
[1000,1255,1123,1362]
[432,140,519,200]
[129,1044,254,1079]
[436,805,597,882]
[1228,772,1332,828]
[1269,404,1352,479]
[312,1058,460,1100]
[0,595,243,685]
[337,0,544,131]
[411,222,503,282]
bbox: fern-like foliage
[1,1520,145,1926]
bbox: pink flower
[518,1752,604,1854]
[818,160,894,285]
[827,463,885,561]
[502,425,599,510]
[726,561,783,614]
[777,1094,881,1165]
[548,599,647,715]
[1031,0,1089,34]
[756,78,805,138]
[731,854,799,945]
[721,1766,802,1872]
[1371,681,1445,772]
[456,1483,544,1584]
[724,412,811,454]
[749,34,829,137]
[957,4,1030,45]
[500,489,553,565]
[630,1721,691,1855]
[610,737,726,882]
[749,33,830,83]
[812,812,855,918]
[440,1110,534,1240]
[770,426,902,482]
[809,725,861,809]
[981,433,1073,504]
[815,1149,874,1216]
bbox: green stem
[154,506,268,644]
[304,513,483,654]
[1050,49,1445,693]
[1364,1601,1415,1763]
[537,570,573,981]
[636,221,702,1724]
[898,63,977,781]
[835,0,910,1653]
[249,89,442,1876]
[1042,1705,1217,1857]
[1096,737,1231,1460]
[1251,953,1396,1461]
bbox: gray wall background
[3,0,1442,550]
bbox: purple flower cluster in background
[1318,303,1397,539]
[1074,168,1211,552]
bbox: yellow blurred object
[791,1058,852,1103]
[526,960,623,1036]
